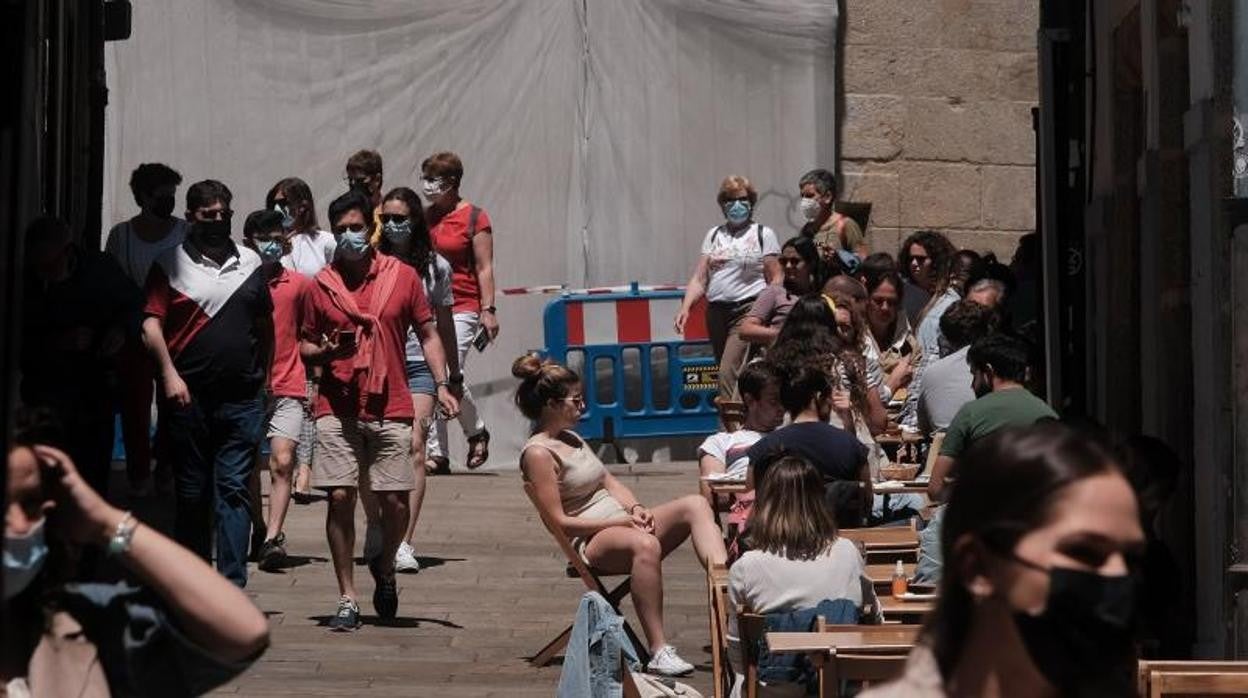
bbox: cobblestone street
[205,463,713,697]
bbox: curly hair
[899,230,957,295]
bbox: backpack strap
[756,224,764,251]
[468,205,482,237]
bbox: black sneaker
[369,558,398,621]
[257,532,287,572]
[328,596,360,632]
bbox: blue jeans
[163,393,264,587]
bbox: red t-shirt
[268,267,308,399]
[429,202,492,313]
[300,256,433,421]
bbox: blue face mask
[256,239,284,263]
[336,229,371,261]
[725,200,751,225]
[4,519,48,601]
[274,203,295,230]
[382,220,412,244]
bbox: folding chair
[1136,661,1248,698]
[706,564,733,698]
[522,481,650,666]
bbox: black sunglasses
[378,213,408,225]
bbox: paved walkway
[210,462,714,697]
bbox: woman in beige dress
[513,355,727,677]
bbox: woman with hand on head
[675,175,782,403]
[514,355,727,677]
[3,414,269,696]
[863,421,1146,698]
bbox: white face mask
[800,196,822,222]
[421,177,446,202]
[4,518,48,601]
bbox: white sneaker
[362,522,382,563]
[395,541,421,573]
[646,645,694,677]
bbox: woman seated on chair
[512,354,728,678]
[861,421,1146,698]
[728,455,869,693]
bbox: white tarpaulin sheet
[103,0,838,465]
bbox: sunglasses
[910,255,930,265]
[378,213,408,225]
[334,224,369,234]
[194,208,233,221]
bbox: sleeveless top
[523,431,626,520]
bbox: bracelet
[482,305,497,314]
[627,503,643,514]
[107,511,138,557]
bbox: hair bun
[511,353,545,380]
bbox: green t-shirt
[939,387,1057,459]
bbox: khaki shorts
[266,396,304,442]
[312,415,415,492]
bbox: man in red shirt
[243,210,307,571]
[300,190,459,631]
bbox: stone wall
[840,0,1039,261]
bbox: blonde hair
[511,354,580,420]
[717,175,758,206]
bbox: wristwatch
[108,511,137,556]
[482,305,497,314]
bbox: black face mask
[150,194,176,219]
[1010,563,1137,697]
[195,220,232,249]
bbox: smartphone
[337,329,357,349]
[472,324,490,352]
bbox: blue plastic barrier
[542,283,718,444]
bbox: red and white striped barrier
[564,296,709,345]
[502,283,684,296]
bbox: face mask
[421,178,447,203]
[724,200,751,225]
[274,203,295,230]
[336,230,371,261]
[256,239,284,263]
[196,220,232,248]
[4,519,48,601]
[383,219,412,244]
[799,196,821,222]
[1010,562,1137,697]
[150,194,176,219]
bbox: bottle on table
[891,559,908,598]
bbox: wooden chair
[1137,661,1248,698]
[736,610,767,698]
[707,564,734,698]
[816,654,907,698]
[810,617,912,697]
[717,399,746,433]
[522,481,650,666]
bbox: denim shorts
[405,360,435,396]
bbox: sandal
[426,456,451,476]
[465,429,490,470]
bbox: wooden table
[879,595,937,619]
[704,478,749,496]
[766,627,920,654]
[873,482,931,495]
[875,431,924,446]
[840,527,920,549]
[865,562,915,584]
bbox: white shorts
[266,396,305,442]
